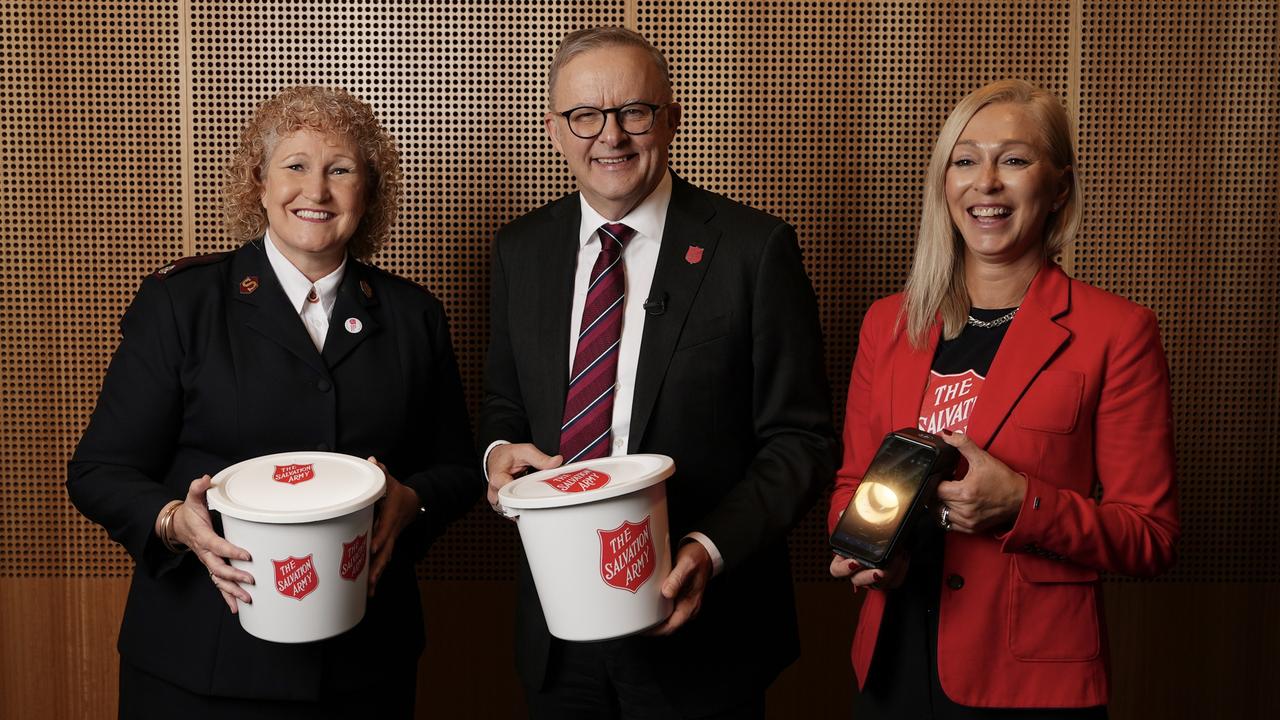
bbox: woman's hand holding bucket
[168,475,254,613]
[365,457,421,596]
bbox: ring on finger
[938,504,952,531]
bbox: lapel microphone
[643,292,668,316]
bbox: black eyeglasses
[556,102,671,139]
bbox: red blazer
[828,264,1179,708]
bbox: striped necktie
[559,223,634,463]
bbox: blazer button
[946,574,965,590]
[316,379,332,392]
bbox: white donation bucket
[207,451,386,644]
[499,454,675,642]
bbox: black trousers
[526,637,766,720]
[118,658,417,720]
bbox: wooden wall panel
[0,1,185,578]
[638,0,1077,579]
[1075,1,1280,582]
[2,2,1277,718]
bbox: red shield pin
[273,463,315,485]
[273,554,319,601]
[339,532,368,581]
[685,246,704,264]
[542,468,611,494]
[239,276,259,294]
[598,516,656,594]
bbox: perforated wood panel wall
[3,2,1277,585]
[639,0,1075,579]
[1072,1,1280,581]
[1,1,186,577]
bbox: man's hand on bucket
[646,540,712,636]
[485,443,563,517]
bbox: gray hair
[547,26,672,107]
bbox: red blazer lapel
[966,264,1072,450]
[891,316,942,431]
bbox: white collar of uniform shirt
[264,229,346,351]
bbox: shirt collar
[577,169,673,248]
[263,229,347,315]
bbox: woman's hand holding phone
[830,552,910,591]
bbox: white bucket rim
[208,451,386,524]
[499,453,674,511]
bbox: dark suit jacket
[67,241,481,701]
[482,174,837,715]
[828,264,1179,708]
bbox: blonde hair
[223,85,402,260]
[902,79,1083,348]
[548,26,672,107]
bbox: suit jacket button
[316,379,332,392]
[946,574,965,590]
[316,443,330,452]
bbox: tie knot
[598,223,635,256]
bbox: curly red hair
[223,86,402,260]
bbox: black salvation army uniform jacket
[68,240,481,701]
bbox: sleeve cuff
[683,531,724,577]
[1000,472,1058,554]
[482,440,509,483]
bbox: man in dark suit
[481,26,836,719]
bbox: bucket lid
[498,454,674,511]
[207,451,386,524]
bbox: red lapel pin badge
[239,276,259,295]
[685,245,704,265]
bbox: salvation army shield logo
[273,463,315,485]
[598,516,656,594]
[542,468,611,493]
[273,554,319,600]
[340,532,368,581]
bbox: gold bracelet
[158,500,188,554]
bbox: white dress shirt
[264,230,346,352]
[488,171,724,574]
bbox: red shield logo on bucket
[273,463,315,485]
[598,516,656,594]
[542,468,610,493]
[273,554,319,601]
[340,532,368,581]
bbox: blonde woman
[829,80,1178,717]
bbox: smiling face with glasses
[545,44,681,220]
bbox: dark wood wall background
[2,1,1276,717]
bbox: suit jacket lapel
[629,176,720,449]
[230,242,329,378]
[892,320,942,431]
[966,264,1072,449]
[538,198,581,444]
[321,260,380,369]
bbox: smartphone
[830,428,960,569]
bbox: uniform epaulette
[152,251,234,279]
